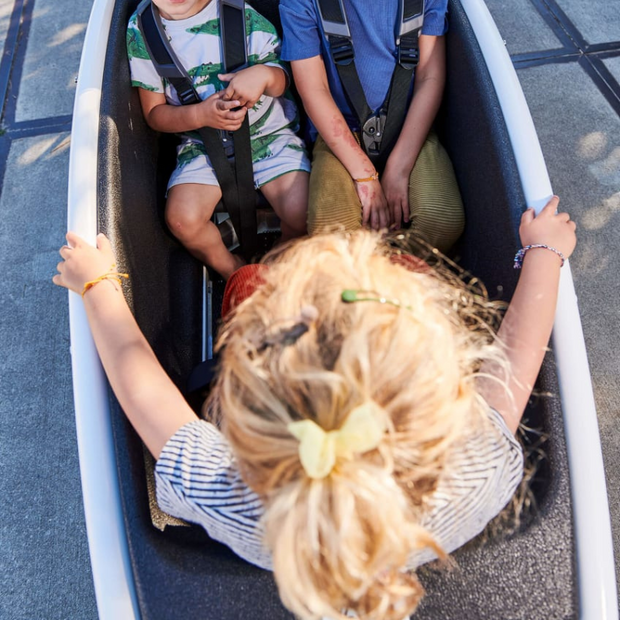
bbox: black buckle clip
[219,130,236,159]
[330,36,354,66]
[362,113,386,156]
[398,42,419,70]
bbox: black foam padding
[96,1,577,618]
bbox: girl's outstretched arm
[480,196,577,433]
[53,232,198,458]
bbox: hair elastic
[288,402,386,479]
[513,244,565,269]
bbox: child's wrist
[353,171,379,183]
[81,265,129,298]
[514,244,566,269]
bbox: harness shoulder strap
[136,0,258,260]
[315,0,425,168]
[379,0,425,164]
[315,0,372,134]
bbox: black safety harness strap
[137,0,258,259]
[316,0,424,169]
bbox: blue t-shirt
[280,0,448,132]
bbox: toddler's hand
[356,179,392,231]
[381,159,411,230]
[218,66,271,110]
[519,195,577,260]
[53,232,117,295]
[200,92,247,130]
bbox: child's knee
[165,186,220,239]
[409,194,465,253]
[165,204,203,239]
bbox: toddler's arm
[382,35,446,228]
[480,196,577,433]
[291,56,391,230]
[218,64,287,109]
[138,88,248,134]
[53,233,198,458]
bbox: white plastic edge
[67,0,140,617]
[460,1,618,618]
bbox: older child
[279,0,464,251]
[54,196,575,619]
[127,0,310,278]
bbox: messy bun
[265,459,442,620]
[211,231,504,619]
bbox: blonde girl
[54,196,576,619]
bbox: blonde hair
[209,231,506,620]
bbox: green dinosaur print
[247,51,279,67]
[286,143,306,153]
[126,26,151,61]
[188,62,225,90]
[251,133,280,162]
[249,100,276,136]
[132,80,158,92]
[245,8,277,37]
[177,142,207,168]
[187,18,220,36]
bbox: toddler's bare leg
[260,171,309,242]
[166,183,243,279]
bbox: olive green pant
[308,131,465,253]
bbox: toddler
[279,0,464,251]
[54,196,575,619]
[127,0,310,278]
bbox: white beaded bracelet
[513,244,565,269]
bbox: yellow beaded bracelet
[81,264,129,298]
[353,171,379,183]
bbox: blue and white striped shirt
[155,408,523,570]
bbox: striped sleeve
[409,408,524,568]
[155,420,273,570]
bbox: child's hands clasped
[199,92,247,131]
[53,232,118,295]
[519,195,577,262]
[218,66,273,110]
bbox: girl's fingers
[96,232,112,252]
[521,207,535,225]
[541,195,560,215]
[66,231,83,248]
